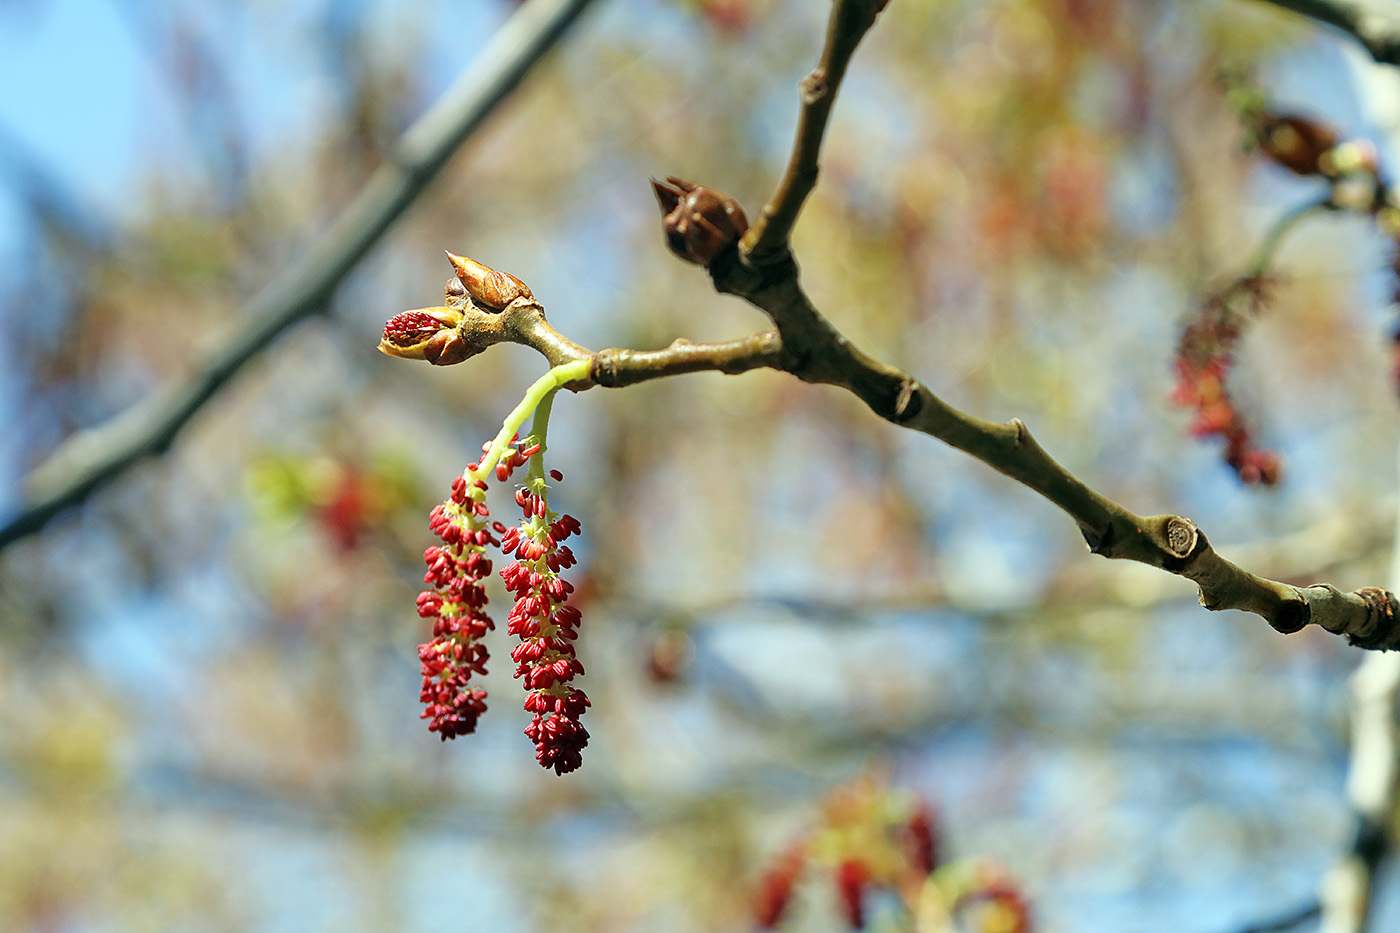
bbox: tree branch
[376,0,1400,648]
[741,0,884,260]
[401,252,1400,647]
[590,331,784,386]
[0,0,599,553]
[1252,0,1400,64]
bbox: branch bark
[741,0,884,260]
[0,0,599,552]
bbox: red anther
[415,467,503,741]
[550,469,563,481]
[522,444,541,458]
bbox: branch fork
[377,0,1400,650]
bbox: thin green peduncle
[470,359,590,483]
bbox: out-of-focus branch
[1226,902,1322,933]
[1319,652,1399,932]
[1316,450,1400,932]
[1253,0,1400,64]
[0,0,598,553]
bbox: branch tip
[1349,587,1400,650]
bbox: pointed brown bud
[651,176,682,215]
[651,176,748,266]
[445,251,532,311]
[378,307,477,366]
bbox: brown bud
[1255,113,1338,176]
[445,251,532,311]
[651,176,749,265]
[378,306,477,366]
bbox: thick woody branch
[0,0,598,553]
[703,257,1400,646]
[1253,0,1400,64]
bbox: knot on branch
[1164,517,1197,560]
[893,378,922,423]
[1348,586,1400,650]
[591,348,629,387]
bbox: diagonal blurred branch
[1252,0,1400,64]
[0,122,115,248]
[0,0,599,552]
[1226,902,1322,933]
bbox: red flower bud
[378,307,475,365]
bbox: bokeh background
[1,0,1398,930]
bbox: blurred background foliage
[1,0,1398,930]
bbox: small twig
[741,0,884,259]
[0,0,600,553]
[590,331,784,386]
[1252,0,1400,65]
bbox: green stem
[1246,196,1331,278]
[470,359,590,482]
[526,388,558,483]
